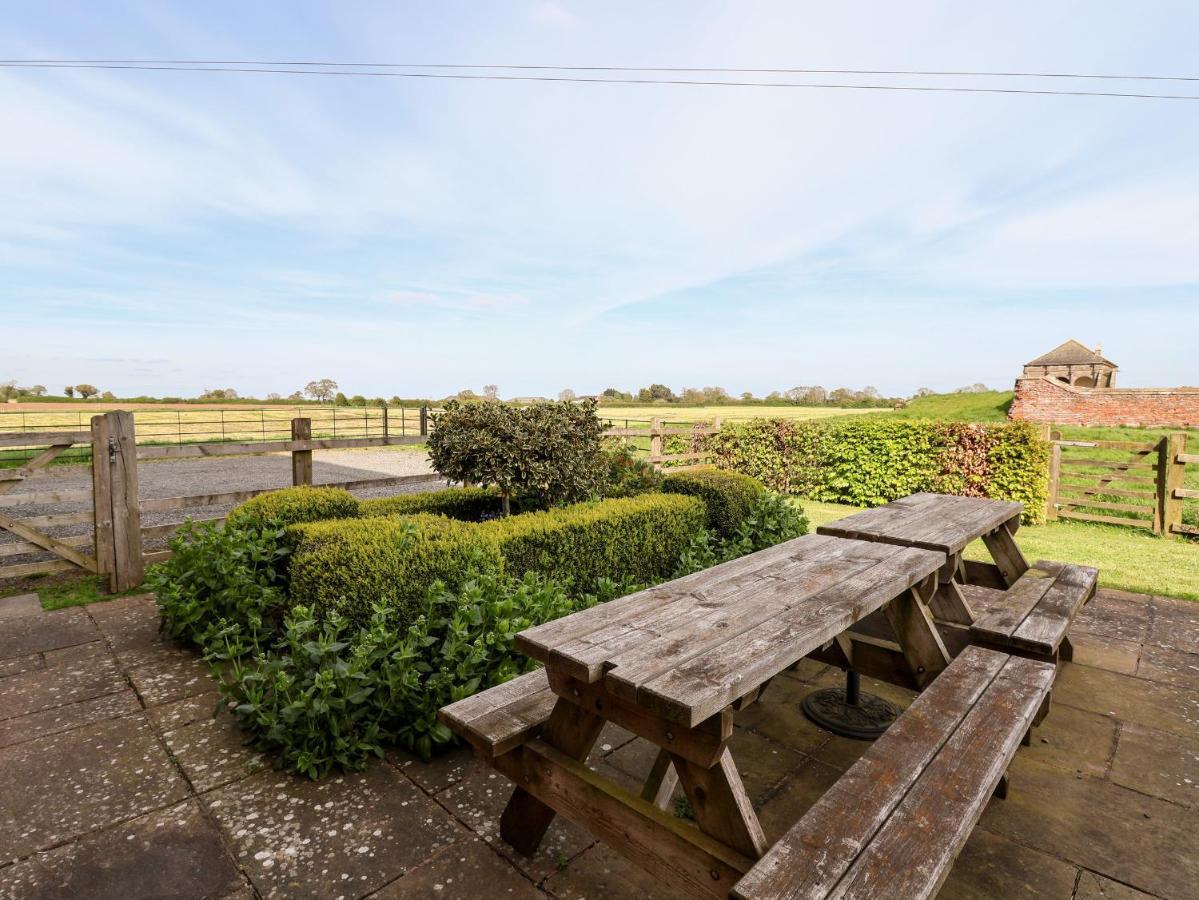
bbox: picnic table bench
[440,499,1076,898]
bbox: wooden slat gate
[1047,431,1192,537]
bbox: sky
[2,1,1198,400]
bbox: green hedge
[481,493,706,589]
[226,486,360,531]
[708,418,1050,523]
[662,466,766,536]
[287,514,503,628]
[360,486,502,521]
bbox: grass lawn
[1,573,150,610]
[798,498,1199,602]
[597,405,884,426]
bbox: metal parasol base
[801,669,901,741]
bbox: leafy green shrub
[360,486,503,521]
[287,514,503,628]
[662,466,766,536]
[600,442,664,498]
[674,494,809,576]
[148,519,289,649]
[482,493,705,590]
[427,399,605,513]
[226,486,360,531]
[708,418,1050,523]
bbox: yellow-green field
[597,405,884,426]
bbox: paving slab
[43,639,109,667]
[147,690,225,732]
[163,708,268,793]
[0,606,98,659]
[753,756,843,844]
[0,714,189,859]
[0,652,127,721]
[433,761,593,883]
[0,651,43,680]
[372,836,541,899]
[1145,597,1199,653]
[0,593,41,620]
[937,827,1079,899]
[120,643,214,706]
[1109,720,1199,808]
[1135,643,1199,690]
[1053,661,1199,739]
[0,687,142,749]
[543,841,682,900]
[205,762,460,898]
[388,745,478,795]
[0,799,242,899]
[980,756,1197,899]
[87,593,162,652]
[1021,702,1118,780]
[1073,589,1152,645]
[1069,632,1142,676]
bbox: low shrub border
[360,486,503,521]
[226,485,360,531]
[662,466,767,537]
[707,418,1050,523]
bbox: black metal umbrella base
[801,670,901,741]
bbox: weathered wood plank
[0,443,75,495]
[0,488,93,508]
[970,561,1065,643]
[438,669,556,757]
[1008,564,1097,655]
[139,488,272,513]
[1058,509,1155,528]
[640,748,678,810]
[109,411,143,591]
[0,558,77,580]
[980,524,1030,587]
[672,748,768,859]
[0,510,99,573]
[139,517,225,541]
[0,431,90,448]
[134,435,424,459]
[91,414,115,581]
[882,585,951,688]
[291,418,313,486]
[0,533,91,559]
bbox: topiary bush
[662,466,767,537]
[287,514,503,628]
[226,486,360,531]
[360,486,503,522]
[481,492,706,590]
[708,418,1050,523]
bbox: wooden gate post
[650,417,663,462]
[292,418,313,486]
[94,411,142,592]
[419,406,429,436]
[1162,432,1186,539]
[1046,430,1062,522]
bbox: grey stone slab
[372,836,542,899]
[205,762,460,898]
[0,799,242,899]
[1069,633,1142,676]
[163,709,267,793]
[0,652,127,721]
[0,714,189,859]
[543,841,682,900]
[388,744,480,795]
[121,643,214,706]
[0,688,142,749]
[753,756,844,845]
[938,827,1079,899]
[1073,591,1152,645]
[1053,660,1199,739]
[43,638,109,667]
[0,606,97,659]
[1146,597,1199,653]
[0,593,41,620]
[981,756,1197,899]
[1024,702,1118,780]
[1110,720,1199,808]
[88,593,163,653]
[0,651,42,680]
[147,690,225,732]
[1135,643,1199,691]
[433,759,594,883]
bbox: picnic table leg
[884,583,952,689]
[500,697,605,856]
[927,554,976,625]
[671,747,769,859]
[981,517,1030,587]
[640,748,679,810]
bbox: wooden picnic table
[460,532,946,895]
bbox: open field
[597,404,884,426]
[800,499,1199,601]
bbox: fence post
[292,418,313,486]
[420,406,429,436]
[650,417,663,462]
[1162,432,1186,539]
[90,414,115,582]
[1046,430,1061,521]
[382,405,389,440]
[103,410,142,591]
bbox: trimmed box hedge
[662,466,766,537]
[360,486,502,522]
[480,492,706,590]
[226,486,360,531]
[287,514,503,628]
[707,418,1050,523]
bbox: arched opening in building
[1073,376,1096,388]
[1056,376,1070,383]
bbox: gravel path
[1,449,445,568]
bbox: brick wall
[1009,377,1199,428]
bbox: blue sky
[2,1,1198,399]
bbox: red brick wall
[1009,377,1199,428]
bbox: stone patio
[0,588,1195,899]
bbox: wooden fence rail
[1046,431,1193,538]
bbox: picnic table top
[515,533,944,727]
[815,492,1023,556]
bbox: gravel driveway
[1,448,445,569]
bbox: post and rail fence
[1045,430,1195,538]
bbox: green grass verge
[1,574,150,611]
[798,499,1199,602]
[888,391,1015,422]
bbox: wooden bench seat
[970,560,1098,661]
[438,668,557,757]
[732,646,1055,900]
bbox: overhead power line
[1,61,1196,101]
